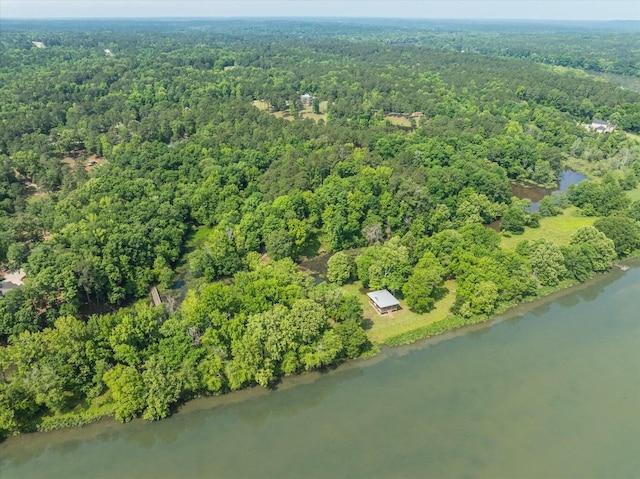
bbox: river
[1,262,639,479]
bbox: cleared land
[252,100,328,122]
[341,280,457,345]
[61,154,108,171]
[627,185,640,202]
[385,114,412,127]
[626,131,640,143]
[252,99,270,111]
[501,206,597,250]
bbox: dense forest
[1,19,639,436]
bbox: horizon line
[2,16,639,22]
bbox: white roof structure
[367,289,400,309]
[0,268,26,295]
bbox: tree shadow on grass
[433,285,450,302]
[361,318,374,331]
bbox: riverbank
[8,256,637,440]
[389,253,639,345]
[3,256,639,479]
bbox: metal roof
[367,289,400,308]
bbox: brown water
[511,169,587,212]
[1,262,638,479]
[510,182,554,203]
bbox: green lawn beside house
[341,280,457,345]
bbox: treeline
[0,259,367,433]
[327,199,634,318]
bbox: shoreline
[3,256,637,443]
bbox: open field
[189,227,215,249]
[252,100,328,122]
[300,111,326,121]
[252,99,270,111]
[627,185,640,202]
[272,111,295,121]
[340,280,457,345]
[385,114,412,127]
[61,154,108,171]
[626,131,640,143]
[501,206,597,250]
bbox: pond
[1,261,638,479]
[511,169,587,212]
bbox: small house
[32,41,45,49]
[410,111,424,118]
[300,93,314,107]
[367,289,401,315]
[0,269,26,295]
[585,119,615,133]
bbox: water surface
[511,168,587,213]
[1,263,638,479]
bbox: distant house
[586,119,616,133]
[104,49,115,57]
[367,289,401,315]
[300,93,314,107]
[32,41,45,49]
[410,111,424,118]
[0,269,26,295]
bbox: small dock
[613,264,630,272]
[150,285,162,306]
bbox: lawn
[252,100,327,122]
[189,226,215,248]
[626,131,640,143]
[500,206,597,250]
[251,99,270,111]
[385,115,412,127]
[627,185,640,202]
[300,111,327,122]
[340,280,457,345]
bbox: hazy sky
[1,0,639,21]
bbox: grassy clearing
[188,227,215,249]
[272,111,294,121]
[252,100,327,122]
[627,185,640,202]
[252,100,270,111]
[545,64,600,80]
[563,157,600,178]
[626,131,640,143]
[385,115,412,127]
[300,111,326,122]
[340,280,457,345]
[501,206,597,250]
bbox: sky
[1,0,639,21]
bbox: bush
[327,251,355,285]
